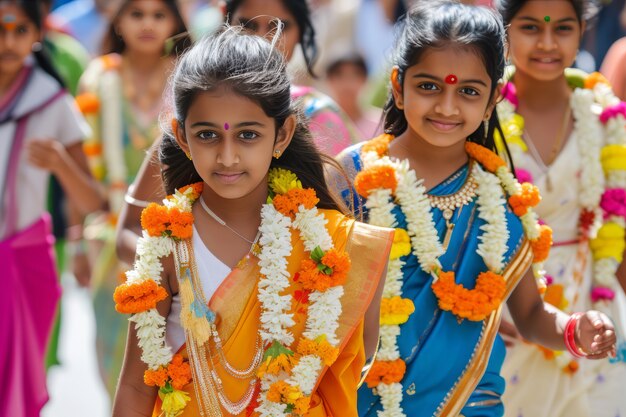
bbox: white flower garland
[360,146,519,416]
[119,179,346,417]
[256,200,345,416]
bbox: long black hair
[497,0,599,27]
[102,0,190,56]
[13,0,65,87]
[383,0,506,152]
[224,0,318,77]
[160,25,346,213]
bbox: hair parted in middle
[159,24,348,213]
[383,0,507,153]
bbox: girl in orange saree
[111,26,392,417]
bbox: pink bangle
[564,312,587,358]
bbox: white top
[0,71,90,239]
[166,225,231,352]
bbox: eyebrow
[517,16,578,24]
[412,73,488,87]
[189,121,266,129]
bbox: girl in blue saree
[336,2,617,416]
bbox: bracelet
[564,312,587,358]
[124,192,152,208]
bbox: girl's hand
[26,139,68,174]
[576,310,617,360]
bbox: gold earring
[483,119,489,140]
[273,149,281,159]
[185,152,192,160]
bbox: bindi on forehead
[224,123,230,130]
[1,11,17,31]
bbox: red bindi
[444,74,458,85]
[224,123,230,130]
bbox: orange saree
[153,209,393,417]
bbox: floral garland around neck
[497,70,626,369]
[113,169,351,417]
[354,134,550,417]
[499,71,626,304]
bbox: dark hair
[12,0,65,87]
[160,26,347,213]
[224,0,318,77]
[382,1,506,152]
[497,0,599,27]
[326,53,368,78]
[102,0,190,56]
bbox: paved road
[42,275,111,417]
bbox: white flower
[288,355,323,395]
[376,383,406,417]
[377,325,401,361]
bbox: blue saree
[336,143,533,417]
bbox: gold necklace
[174,239,263,416]
[427,164,477,250]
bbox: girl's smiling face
[507,0,582,82]
[393,44,495,149]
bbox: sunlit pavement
[42,274,111,417]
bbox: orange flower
[82,142,102,157]
[508,183,541,216]
[465,142,506,173]
[296,249,351,292]
[354,165,397,198]
[584,72,610,90]
[168,209,194,240]
[144,367,168,388]
[361,134,394,156]
[543,283,564,308]
[563,360,580,374]
[297,338,340,366]
[293,396,311,415]
[75,92,100,114]
[141,203,170,237]
[168,354,192,390]
[266,381,303,404]
[364,359,406,388]
[113,280,168,314]
[273,188,319,219]
[431,270,506,322]
[257,353,297,377]
[530,225,552,263]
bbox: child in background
[0,1,102,416]
[496,1,626,415]
[325,52,382,140]
[75,0,190,398]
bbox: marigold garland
[497,68,626,369]
[390,228,412,260]
[141,203,194,240]
[530,225,553,263]
[380,296,415,325]
[296,248,351,292]
[257,353,297,377]
[357,133,549,416]
[361,133,394,156]
[354,165,398,198]
[296,338,340,365]
[432,271,507,321]
[465,141,506,172]
[509,183,541,217]
[364,358,406,388]
[272,188,319,219]
[113,279,168,314]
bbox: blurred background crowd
[7,0,626,415]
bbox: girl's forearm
[53,146,104,214]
